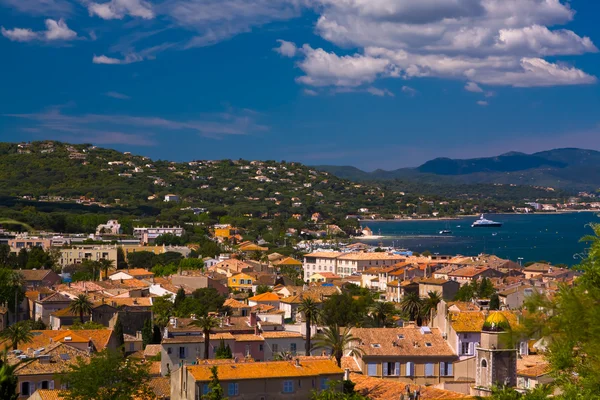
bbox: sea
[358,212,600,266]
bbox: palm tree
[69,294,93,323]
[400,292,423,322]
[190,315,220,359]
[422,291,442,324]
[0,321,33,351]
[298,297,320,355]
[99,258,114,280]
[7,271,24,323]
[312,324,363,367]
[369,301,397,327]
[0,351,19,400]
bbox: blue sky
[1,0,599,170]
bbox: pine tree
[174,287,186,309]
[114,317,125,351]
[215,339,233,359]
[489,293,500,310]
[142,319,153,349]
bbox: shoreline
[360,210,599,223]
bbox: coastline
[360,210,599,223]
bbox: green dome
[482,312,511,332]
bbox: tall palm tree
[369,301,397,327]
[423,291,442,324]
[312,324,363,367]
[7,271,24,323]
[99,258,115,281]
[69,294,93,323]
[0,350,19,400]
[400,292,423,322]
[190,315,220,359]
[0,322,33,351]
[298,297,320,355]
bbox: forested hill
[316,148,600,191]
[0,141,569,235]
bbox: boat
[471,214,502,228]
[439,230,452,235]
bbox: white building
[133,226,185,244]
[164,194,180,202]
[96,220,122,235]
[302,251,403,280]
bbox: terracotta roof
[30,390,64,400]
[149,376,170,398]
[447,302,480,312]
[303,252,342,259]
[449,311,519,333]
[352,326,456,357]
[144,344,162,358]
[338,252,403,261]
[38,292,72,304]
[19,269,53,281]
[248,292,280,302]
[13,342,90,376]
[187,359,343,381]
[260,331,303,339]
[233,334,264,342]
[51,307,85,318]
[122,268,154,277]
[275,257,302,266]
[350,373,473,400]
[523,263,552,273]
[448,266,491,278]
[223,298,249,309]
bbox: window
[245,345,251,356]
[425,363,434,377]
[367,363,378,376]
[283,380,294,393]
[248,280,252,285]
[272,344,279,353]
[440,362,453,377]
[228,383,239,396]
[232,279,237,283]
[130,343,135,352]
[320,378,329,390]
[383,362,400,376]
[179,347,187,358]
[202,384,210,395]
[259,344,264,351]
[21,382,31,396]
[290,343,297,353]
[167,347,172,355]
[461,342,470,355]
[481,359,488,368]
[405,362,414,377]
[371,343,381,348]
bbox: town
[0,216,587,400]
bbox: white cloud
[1,27,37,42]
[303,89,319,96]
[296,45,393,87]
[44,19,77,40]
[465,82,484,93]
[1,19,77,42]
[0,0,73,17]
[105,91,131,99]
[88,0,154,20]
[477,100,489,106]
[286,0,597,89]
[401,86,417,96]
[274,39,297,57]
[367,87,394,97]
[93,53,143,64]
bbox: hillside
[0,141,570,236]
[316,148,600,191]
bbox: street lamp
[517,257,524,267]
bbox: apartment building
[58,246,118,268]
[302,251,403,280]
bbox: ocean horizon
[358,212,600,266]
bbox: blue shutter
[440,362,446,376]
[406,362,414,377]
[320,378,328,390]
[368,363,378,376]
[448,362,453,376]
[203,384,210,395]
[382,362,388,376]
[395,362,400,376]
[425,363,434,377]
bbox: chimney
[254,325,259,336]
[294,358,301,367]
[344,368,350,381]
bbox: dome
[482,312,511,332]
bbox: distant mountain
[315,148,600,191]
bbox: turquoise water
[359,212,600,266]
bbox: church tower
[472,312,518,397]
